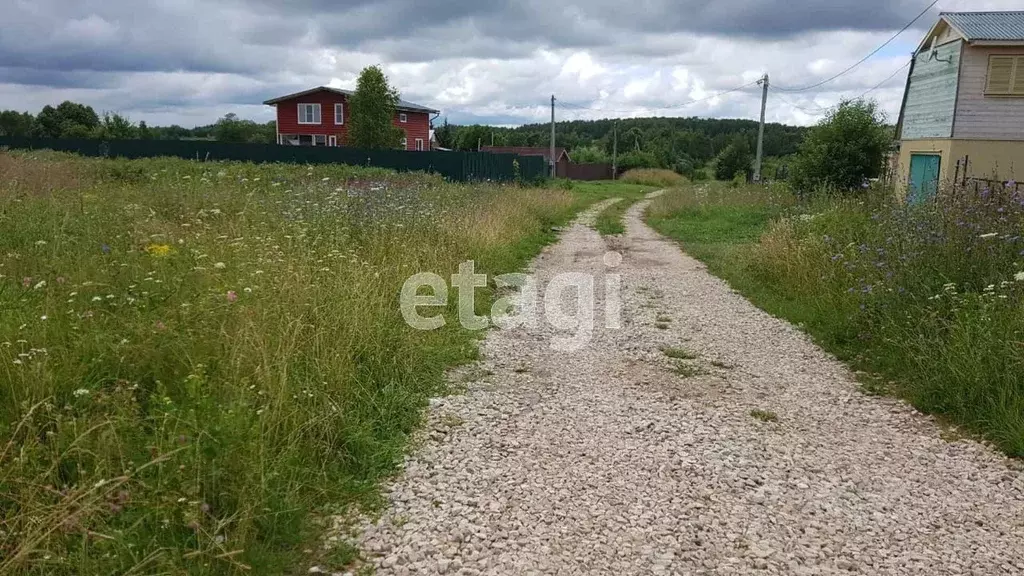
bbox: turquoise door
[908,154,940,204]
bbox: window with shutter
[986,55,1023,96]
[1013,56,1024,95]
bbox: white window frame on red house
[297,103,321,124]
[399,112,408,123]
[415,138,424,151]
[400,136,407,149]
[334,103,344,124]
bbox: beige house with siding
[896,11,1024,202]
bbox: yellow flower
[146,244,174,257]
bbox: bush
[714,137,753,181]
[791,99,892,193]
[570,145,609,164]
[619,168,685,188]
[616,150,659,172]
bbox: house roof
[480,146,571,162]
[939,11,1024,43]
[262,86,440,114]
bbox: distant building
[481,146,572,177]
[263,86,439,151]
[896,11,1024,201]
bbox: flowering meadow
[0,151,576,574]
[649,180,1024,456]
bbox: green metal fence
[0,137,548,183]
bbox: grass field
[0,151,604,574]
[648,181,1024,456]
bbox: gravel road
[347,193,1024,575]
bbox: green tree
[791,99,892,192]
[348,65,403,149]
[434,118,455,149]
[455,124,491,151]
[0,110,35,137]
[714,136,753,181]
[34,101,100,138]
[570,145,609,163]
[617,150,659,171]
[138,121,153,140]
[94,112,138,139]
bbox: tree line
[0,101,276,143]
[433,116,809,179]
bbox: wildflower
[21,277,31,288]
[40,315,47,321]
[214,262,226,269]
[1016,272,1024,282]
[979,233,999,239]
[73,388,91,397]
[244,287,252,293]
[33,280,46,290]
[145,244,174,257]
[35,240,47,246]
[101,244,111,254]
[226,291,238,302]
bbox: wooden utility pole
[612,121,618,180]
[550,95,557,178]
[754,73,769,183]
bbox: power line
[855,61,911,99]
[770,60,912,117]
[773,0,936,92]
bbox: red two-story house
[264,86,439,151]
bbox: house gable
[900,40,963,140]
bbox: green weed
[648,181,1024,457]
[0,151,578,574]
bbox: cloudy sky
[1,0,1020,128]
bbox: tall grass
[618,168,685,188]
[0,152,575,574]
[648,181,1024,456]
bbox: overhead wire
[768,60,912,117]
[772,0,936,92]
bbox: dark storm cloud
[1,0,983,127]
[1,0,936,79]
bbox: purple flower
[101,244,111,254]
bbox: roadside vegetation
[618,168,685,189]
[0,151,581,574]
[647,100,1024,457]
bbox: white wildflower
[35,240,47,246]
[40,315,47,321]
[1016,272,1024,282]
[979,233,999,239]
[214,262,226,269]
[33,280,46,290]
[73,388,91,397]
